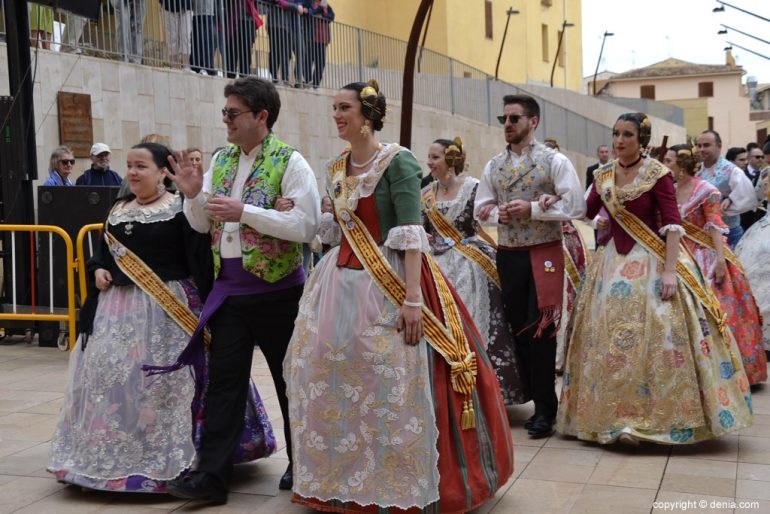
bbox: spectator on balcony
[76,143,123,187]
[303,0,334,89]
[28,3,54,50]
[111,0,147,64]
[266,0,296,84]
[223,0,263,78]
[61,13,87,54]
[191,0,218,75]
[161,0,194,69]
[42,146,76,186]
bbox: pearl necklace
[350,149,380,169]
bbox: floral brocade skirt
[685,239,767,384]
[556,241,753,444]
[284,246,513,513]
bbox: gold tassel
[461,397,476,430]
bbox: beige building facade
[332,0,584,91]
[601,57,754,148]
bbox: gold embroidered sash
[562,221,591,291]
[105,228,211,346]
[330,152,477,429]
[597,164,727,335]
[421,186,500,288]
[563,246,582,291]
[681,220,744,271]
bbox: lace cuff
[384,225,431,252]
[658,224,685,237]
[703,222,729,235]
[317,212,342,246]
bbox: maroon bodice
[337,195,381,270]
[587,172,682,255]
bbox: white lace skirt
[284,246,440,510]
[49,282,196,491]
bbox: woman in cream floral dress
[284,81,513,513]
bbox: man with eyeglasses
[75,143,123,186]
[474,94,585,439]
[42,146,76,186]
[163,76,320,504]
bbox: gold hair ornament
[360,79,384,117]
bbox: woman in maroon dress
[557,113,752,445]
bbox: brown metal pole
[400,0,435,148]
[417,2,434,73]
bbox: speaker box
[32,0,102,20]
[36,186,120,309]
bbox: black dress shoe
[167,471,227,504]
[527,416,555,439]
[278,463,293,491]
[524,415,537,430]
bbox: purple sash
[143,258,304,401]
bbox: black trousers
[190,14,216,74]
[225,19,256,78]
[497,249,558,420]
[308,42,328,87]
[268,26,291,81]
[197,284,303,484]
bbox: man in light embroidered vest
[166,77,320,503]
[474,94,585,439]
[696,129,757,249]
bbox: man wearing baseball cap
[75,143,123,186]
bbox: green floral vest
[210,133,303,282]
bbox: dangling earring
[360,121,371,136]
[157,180,166,194]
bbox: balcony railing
[1,1,611,157]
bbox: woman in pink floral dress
[665,144,766,384]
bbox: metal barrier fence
[76,223,103,304]
[0,225,76,350]
[0,223,103,350]
[0,1,614,157]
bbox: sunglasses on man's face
[497,114,529,125]
[59,159,75,166]
[221,108,253,121]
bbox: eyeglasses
[221,108,253,121]
[497,114,529,125]
[59,159,75,166]
[94,152,110,159]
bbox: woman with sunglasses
[43,146,76,186]
[557,113,752,445]
[283,80,513,514]
[665,144,766,385]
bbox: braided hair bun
[342,79,387,131]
